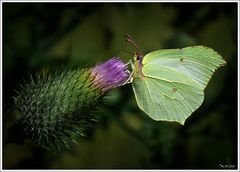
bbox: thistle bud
[14,58,130,153]
[91,58,130,91]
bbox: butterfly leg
[125,59,135,70]
[124,60,131,67]
[121,60,134,85]
[121,71,133,85]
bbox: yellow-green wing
[132,46,226,124]
[132,64,204,125]
[143,46,226,89]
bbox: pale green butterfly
[125,35,226,125]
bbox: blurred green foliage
[3,3,237,169]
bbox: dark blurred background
[2,2,237,169]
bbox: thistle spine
[15,68,103,152]
[14,58,130,153]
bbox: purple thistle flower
[91,58,130,91]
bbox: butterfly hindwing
[133,64,204,124]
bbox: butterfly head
[125,34,145,78]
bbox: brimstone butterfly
[125,35,226,125]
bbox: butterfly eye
[136,55,143,62]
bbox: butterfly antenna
[124,34,142,57]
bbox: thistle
[14,58,130,153]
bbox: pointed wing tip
[178,120,186,125]
[172,119,186,125]
[194,45,227,65]
[149,115,187,125]
[221,58,227,66]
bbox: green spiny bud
[14,58,130,153]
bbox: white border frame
[0,1,239,172]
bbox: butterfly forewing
[142,46,226,89]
